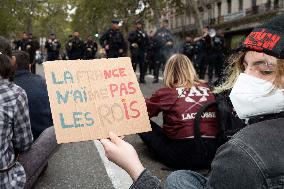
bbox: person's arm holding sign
[101,132,144,181]
[100,132,162,189]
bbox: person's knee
[164,170,206,189]
[164,170,189,189]
[34,126,57,150]
[37,126,55,140]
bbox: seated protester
[0,39,33,189]
[139,54,218,169]
[13,50,53,140]
[0,36,57,189]
[100,14,284,189]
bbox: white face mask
[229,73,284,119]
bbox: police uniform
[181,41,196,62]
[146,36,156,75]
[45,35,61,61]
[99,20,127,58]
[84,39,98,60]
[195,34,210,79]
[208,35,225,82]
[153,27,174,82]
[66,36,84,60]
[65,35,73,59]
[15,35,39,74]
[128,22,148,83]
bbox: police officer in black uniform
[128,19,149,83]
[208,29,225,82]
[181,35,196,62]
[84,35,98,60]
[145,31,156,75]
[100,19,127,58]
[15,32,39,74]
[66,31,84,60]
[45,33,61,61]
[65,34,73,59]
[28,33,40,74]
[14,32,29,51]
[194,26,211,79]
[152,19,174,83]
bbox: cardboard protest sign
[43,58,151,143]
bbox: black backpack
[193,94,246,157]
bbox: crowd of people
[0,12,283,189]
[101,14,284,189]
[12,31,99,71]
[12,18,225,85]
[99,19,225,84]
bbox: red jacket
[146,83,218,139]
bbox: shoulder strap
[248,111,284,125]
[193,101,218,156]
[194,101,218,138]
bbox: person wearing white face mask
[229,72,284,120]
[100,14,284,189]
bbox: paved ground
[34,64,171,189]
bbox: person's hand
[119,49,123,53]
[105,45,109,50]
[100,132,145,181]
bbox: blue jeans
[164,170,207,189]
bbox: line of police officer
[181,26,225,83]
[13,19,176,83]
[99,19,175,84]
[13,20,225,83]
[47,32,98,61]
[65,32,98,60]
[99,21,225,84]
[13,31,99,67]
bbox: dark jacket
[84,40,98,60]
[153,27,174,56]
[67,37,84,60]
[146,83,218,139]
[128,29,149,55]
[45,39,61,61]
[130,118,284,189]
[14,70,53,139]
[15,38,40,63]
[99,28,127,57]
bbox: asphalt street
[34,64,171,189]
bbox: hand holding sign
[43,58,151,143]
[101,132,145,181]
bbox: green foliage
[0,0,72,42]
[71,0,143,38]
[33,0,72,42]
[0,0,25,37]
[0,0,204,41]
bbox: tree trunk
[149,0,161,29]
[27,0,35,33]
[186,0,203,34]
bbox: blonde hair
[164,54,200,88]
[214,51,284,93]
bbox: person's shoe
[153,79,159,83]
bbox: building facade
[145,0,284,48]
